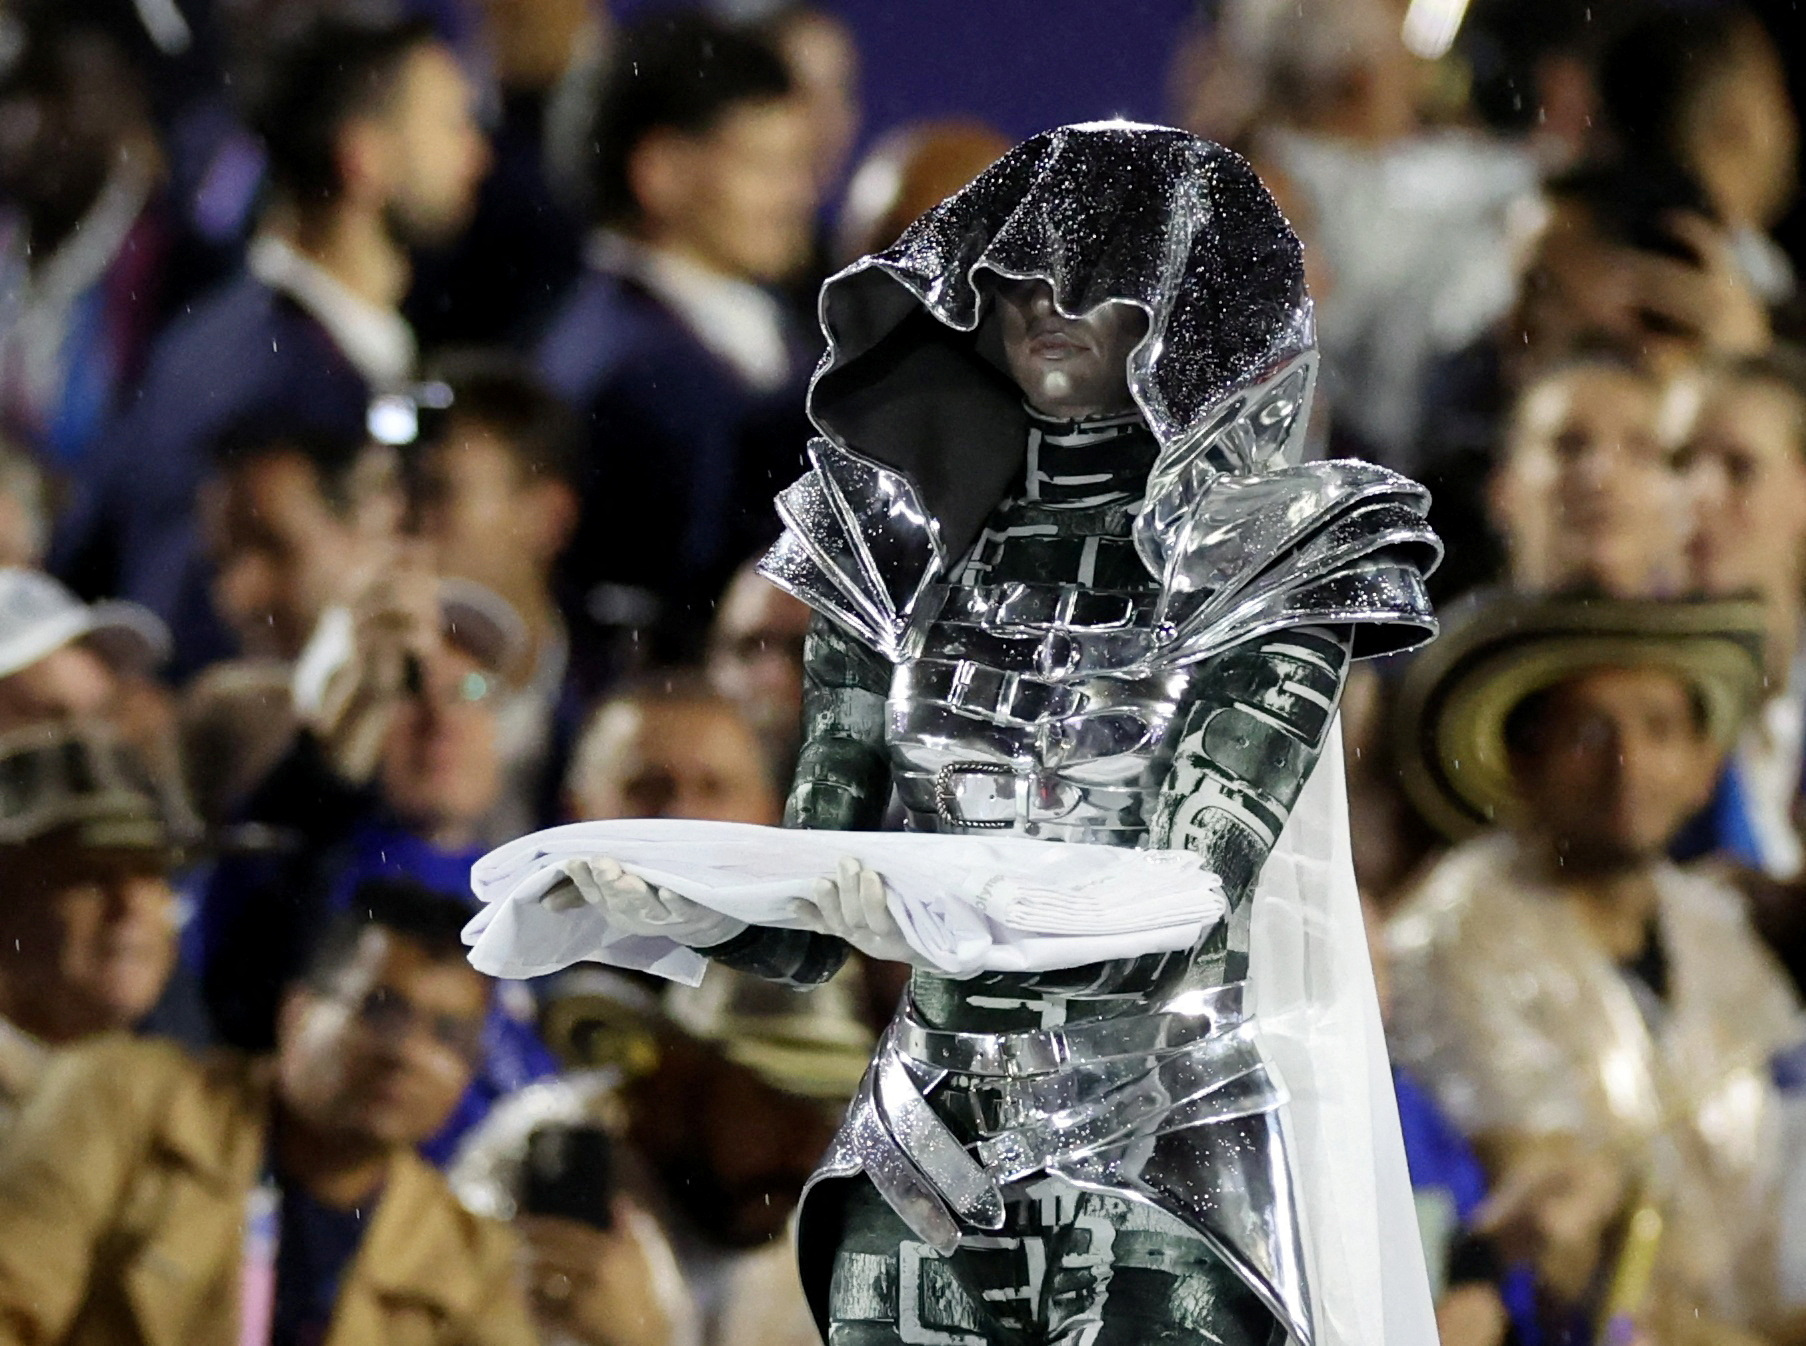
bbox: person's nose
[1686,457,1731,511]
[216,553,275,624]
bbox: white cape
[1250,727,1437,1346]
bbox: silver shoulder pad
[1151,460,1442,664]
[757,439,947,661]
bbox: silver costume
[745,124,1440,1345]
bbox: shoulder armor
[757,439,946,661]
[1151,460,1442,664]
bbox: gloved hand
[542,857,748,949]
[803,857,917,963]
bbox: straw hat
[1393,590,1767,840]
[543,962,875,1106]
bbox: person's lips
[1028,329,1085,358]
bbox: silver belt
[855,982,1286,1251]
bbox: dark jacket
[51,271,371,677]
[534,265,812,650]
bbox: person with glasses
[0,879,540,1346]
[195,537,555,1162]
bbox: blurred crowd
[0,0,1801,1344]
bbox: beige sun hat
[544,961,876,1106]
[1392,589,1767,840]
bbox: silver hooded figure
[733,122,1440,1346]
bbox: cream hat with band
[543,962,876,1107]
[0,725,187,859]
[1393,590,1767,841]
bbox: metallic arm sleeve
[1149,624,1353,978]
[699,615,892,986]
[783,615,895,831]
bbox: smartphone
[520,1122,615,1231]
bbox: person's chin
[345,1096,432,1148]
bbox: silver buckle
[932,761,1018,829]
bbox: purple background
[620,0,1201,146]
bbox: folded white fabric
[463,819,1227,984]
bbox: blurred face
[1679,377,1806,599]
[638,97,817,282]
[377,646,502,845]
[1493,364,1684,597]
[0,642,117,731]
[277,929,487,1149]
[992,278,1147,421]
[706,572,811,756]
[412,419,572,605]
[204,450,393,661]
[1511,668,1719,871]
[0,35,137,236]
[0,845,177,1044]
[374,45,490,247]
[772,10,860,192]
[1679,27,1798,229]
[569,698,779,825]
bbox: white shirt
[247,234,416,392]
[588,232,793,393]
[0,162,154,436]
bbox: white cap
[0,568,171,681]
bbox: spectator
[0,568,186,805]
[0,19,167,472]
[408,354,584,837]
[1419,161,1776,600]
[1487,351,1690,598]
[758,5,859,207]
[204,421,404,665]
[405,0,604,345]
[704,563,811,787]
[1186,0,1540,466]
[1677,349,1806,879]
[1363,896,1536,1346]
[0,880,536,1345]
[535,11,818,648]
[1388,591,1799,1341]
[1594,4,1798,305]
[51,13,489,674]
[565,676,781,826]
[0,568,169,734]
[181,419,401,823]
[1524,164,1775,376]
[453,671,853,1346]
[0,726,190,1136]
[196,543,525,1047]
[756,3,860,315]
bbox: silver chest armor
[763,417,1440,852]
[889,579,1201,843]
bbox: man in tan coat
[0,878,535,1346]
